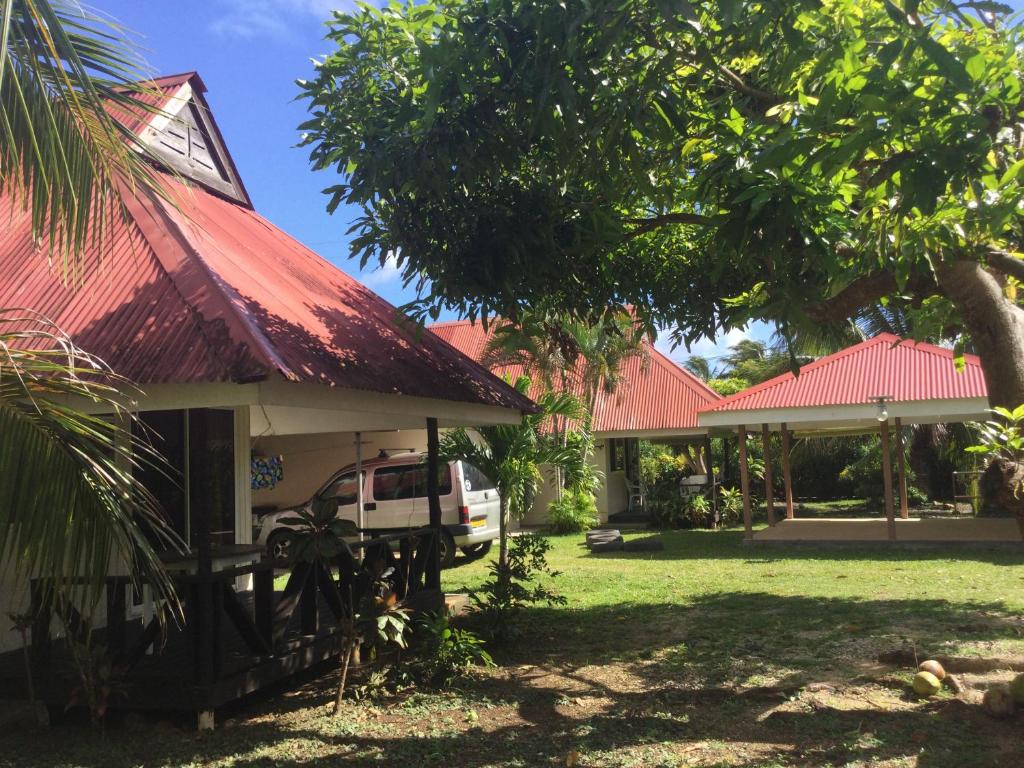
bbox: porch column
[880,420,897,540]
[894,417,909,519]
[761,424,775,527]
[737,425,753,540]
[425,417,442,590]
[781,423,795,520]
[190,412,216,687]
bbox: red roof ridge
[646,343,723,402]
[132,184,288,381]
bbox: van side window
[461,462,496,491]
[372,463,452,500]
[320,471,359,505]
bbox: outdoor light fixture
[870,395,891,422]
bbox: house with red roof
[429,319,722,525]
[0,73,534,717]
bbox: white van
[253,452,500,568]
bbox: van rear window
[372,463,452,500]
[461,462,496,491]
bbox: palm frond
[0,310,184,619]
[1,0,170,268]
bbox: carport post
[737,425,753,540]
[425,418,442,589]
[780,423,795,520]
[355,432,364,546]
[880,420,897,540]
[894,418,909,519]
[761,424,775,527]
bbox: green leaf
[919,37,972,92]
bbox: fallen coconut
[918,659,946,680]
[1010,673,1024,706]
[912,671,942,697]
[982,684,1017,719]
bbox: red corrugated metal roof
[1,70,535,414]
[429,320,721,432]
[701,334,987,413]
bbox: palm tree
[1,2,182,613]
[682,354,714,382]
[441,376,589,574]
[483,309,648,497]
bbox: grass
[2,530,1022,767]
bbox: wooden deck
[0,528,442,724]
[752,517,1023,545]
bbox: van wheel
[438,530,457,569]
[267,530,295,567]
[460,541,492,560]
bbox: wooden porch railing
[28,527,439,695]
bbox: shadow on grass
[584,529,1024,565]
[7,590,1021,768]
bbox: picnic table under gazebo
[698,334,1023,545]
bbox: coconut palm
[441,376,589,573]
[1,1,182,613]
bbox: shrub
[469,533,566,642]
[682,493,711,527]
[718,487,744,526]
[547,489,599,533]
[412,612,493,687]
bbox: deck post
[425,417,442,590]
[703,434,717,525]
[737,425,753,540]
[894,417,909,519]
[880,420,897,540]
[761,424,775,527]
[780,423,795,520]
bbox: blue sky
[101,0,772,367]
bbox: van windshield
[461,462,496,492]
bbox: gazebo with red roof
[698,335,1019,545]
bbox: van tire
[438,530,457,569]
[267,530,295,567]
[460,541,492,560]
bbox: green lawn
[2,530,1022,767]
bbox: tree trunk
[497,496,509,572]
[936,260,1024,408]
[936,259,1024,534]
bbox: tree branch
[623,212,713,240]
[717,65,782,105]
[987,249,1024,283]
[803,271,899,324]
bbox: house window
[134,408,236,548]
[609,439,626,472]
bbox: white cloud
[210,0,348,39]
[360,252,402,288]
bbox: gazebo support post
[737,425,753,540]
[761,424,775,526]
[880,420,897,540]
[781,423,795,520]
[703,434,717,525]
[894,417,909,519]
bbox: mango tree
[301,0,1024,408]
